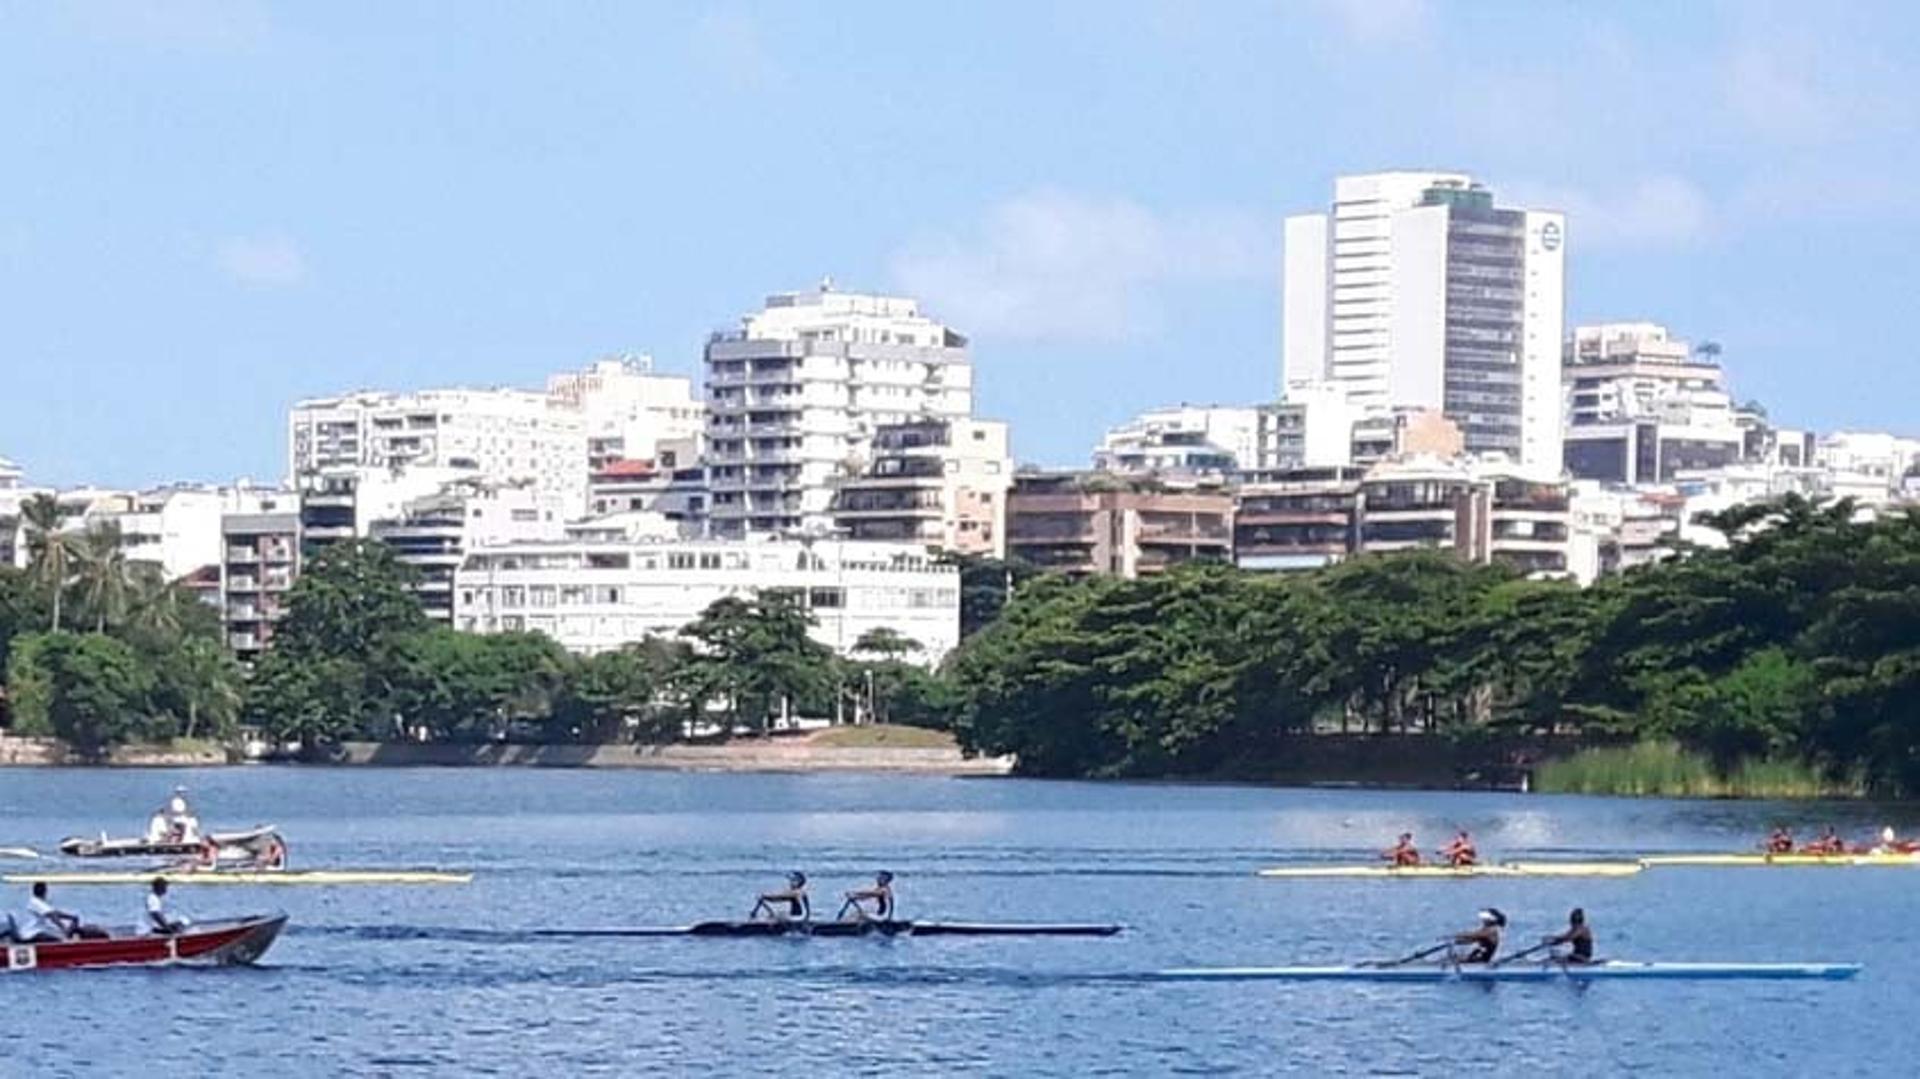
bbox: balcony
[225,546,260,564]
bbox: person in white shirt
[164,791,202,844]
[21,882,79,942]
[145,879,188,935]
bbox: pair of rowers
[1383,830,1477,868]
[752,870,894,923]
[1446,906,1594,965]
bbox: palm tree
[125,563,187,641]
[173,636,243,740]
[73,520,131,632]
[20,493,71,631]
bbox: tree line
[7,491,1918,794]
[945,497,1920,795]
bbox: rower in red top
[1803,826,1847,855]
[1764,826,1794,854]
[1438,830,1478,868]
[1382,833,1421,867]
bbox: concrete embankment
[0,735,228,767]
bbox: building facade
[453,536,960,663]
[222,510,302,661]
[1562,323,1742,485]
[1283,171,1566,468]
[546,355,705,472]
[830,418,1011,556]
[369,480,566,624]
[703,284,975,538]
[1006,473,1234,578]
[288,388,588,516]
[1092,406,1262,477]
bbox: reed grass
[1535,742,1862,799]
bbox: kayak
[1640,852,1920,868]
[536,920,1124,938]
[1258,862,1644,879]
[5,870,472,886]
[58,826,280,860]
[1,914,286,972]
[1148,960,1863,982]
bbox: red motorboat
[2,914,286,973]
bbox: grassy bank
[805,724,955,750]
[1535,742,1863,799]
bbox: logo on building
[1538,220,1563,252]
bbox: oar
[1491,940,1557,968]
[1358,941,1453,968]
[0,847,39,860]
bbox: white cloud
[889,191,1272,344]
[1313,0,1431,45]
[1505,175,1712,251]
[216,234,307,287]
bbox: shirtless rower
[1382,833,1420,867]
[840,871,895,922]
[753,871,811,922]
[1541,907,1595,965]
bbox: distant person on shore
[1439,830,1478,867]
[144,879,189,935]
[753,872,810,922]
[1383,833,1421,867]
[841,871,895,922]
[1452,908,1505,964]
[1765,827,1794,854]
[1541,907,1595,964]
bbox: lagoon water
[0,768,1912,1076]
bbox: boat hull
[2,915,286,973]
[537,920,1123,939]
[5,870,471,886]
[1150,960,1862,982]
[1258,862,1644,879]
[1640,852,1920,868]
[58,826,280,860]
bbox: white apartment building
[453,536,961,664]
[1816,431,1920,505]
[1257,382,1361,470]
[369,480,567,623]
[1092,406,1262,477]
[1283,171,1566,469]
[704,284,975,539]
[1563,323,1743,484]
[830,418,1012,557]
[288,388,589,516]
[64,485,295,581]
[0,456,32,568]
[546,355,705,472]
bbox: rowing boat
[4,870,472,886]
[1640,852,1920,868]
[2,915,286,972]
[1257,862,1644,879]
[1148,961,1862,982]
[536,920,1123,938]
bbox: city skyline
[6,2,1920,487]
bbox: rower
[1876,827,1919,855]
[1765,826,1794,854]
[165,789,202,843]
[1452,908,1505,964]
[1541,907,1595,964]
[144,879,189,935]
[752,871,811,922]
[840,871,895,922]
[1805,826,1846,855]
[1439,830,1478,867]
[21,882,79,942]
[1382,833,1420,867]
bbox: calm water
[0,768,1912,1077]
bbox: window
[668,552,695,570]
[809,587,844,609]
[699,553,721,570]
[531,586,558,608]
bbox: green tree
[679,592,835,734]
[153,636,246,741]
[246,650,366,751]
[72,521,131,633]
[552,640,684,743]
[5,632,154,756]
[20,493,72,632]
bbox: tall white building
[546,355,705,472]
[1283,171,1566,469]
[288,388,589,516]
[704,284,974,538]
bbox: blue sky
[4,1,1918,487]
